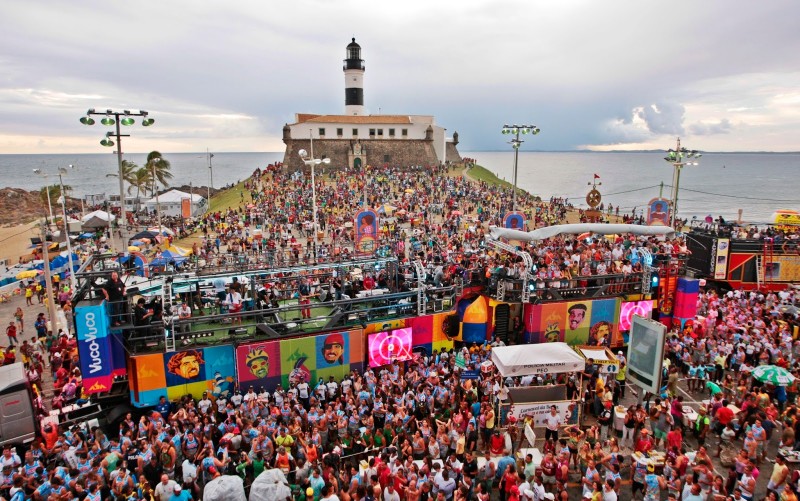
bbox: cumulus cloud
[635,102,686,135]
[688,118,733,135]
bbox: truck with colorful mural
[65,223,692,419]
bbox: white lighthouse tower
[343,38,365,116]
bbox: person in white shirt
[153,474,177,501]
[326,377,339,399]
[243,387,257,404]
[544,406,563,442]
[198,393,212,414]
[176,302,192,333]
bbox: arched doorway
[353,157,362,170]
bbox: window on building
[384,155,391,163]
[377,129,383,137]
[353,128,358,136]
[389,128,395,137]
[336,128,343,136]
[402,128,408,136]
[369,128,376,136]
[318,128,325,136]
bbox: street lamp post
[80,109,154,235]
[34,166,77,292]
[663,138,701,228]
[207,149,214,209]
[152,159,162,231]
[298,132,330,242]
[501,124,541,212]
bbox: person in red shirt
[634,429,653,454]
[489,429,506,455]
[714,400,735,434]
[666,426,682,451]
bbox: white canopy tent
[491,342,586,377]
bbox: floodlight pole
[501,124,541,213]
[83,109,154,240]
[663,137,701,228]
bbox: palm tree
[145,151,173,196]
[130,168,153,201]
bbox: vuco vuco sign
[75,300,114,394]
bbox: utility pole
[40,224,59,335]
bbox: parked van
[0,363,37,447]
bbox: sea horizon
[0,150,796,223]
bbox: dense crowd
[3,161,800,501]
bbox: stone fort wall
[282,139,460,171]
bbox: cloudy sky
[2,0,799,154]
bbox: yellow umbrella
[16,270,38,279]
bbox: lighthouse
[343,38,365,116]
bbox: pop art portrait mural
[128,345,236,407]
[522,298,620,347]
[235,341,283,391]
[234,330,364,391]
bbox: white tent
[144,189,206,217]
[81,210,115,223]
[491,342,586,377]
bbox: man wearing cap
[168,484,191,501]
[643,462,666,501]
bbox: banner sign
[460,370,480,380]
[714,238,729,280]
[503,211,526,231]
[355,210,378,253]
[75,301,114,395]
[646,198,670,226]
[502,400,580,427]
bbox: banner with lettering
[75,300,114,394]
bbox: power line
[664,185,800,203]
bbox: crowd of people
[2,160,800,501]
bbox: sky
[1,0,799,154]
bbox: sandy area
[0,221,40,265]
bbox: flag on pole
[594,173,600,179]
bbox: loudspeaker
[256,323,283,338]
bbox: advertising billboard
[523,298,621,347]
[619,300,655,331]
[75,300,114,395]
[627,315,667,394]
[368,327,414,367]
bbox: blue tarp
[149,250,187,267]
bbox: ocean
[0,151,796,223]
[464,151,800,223]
